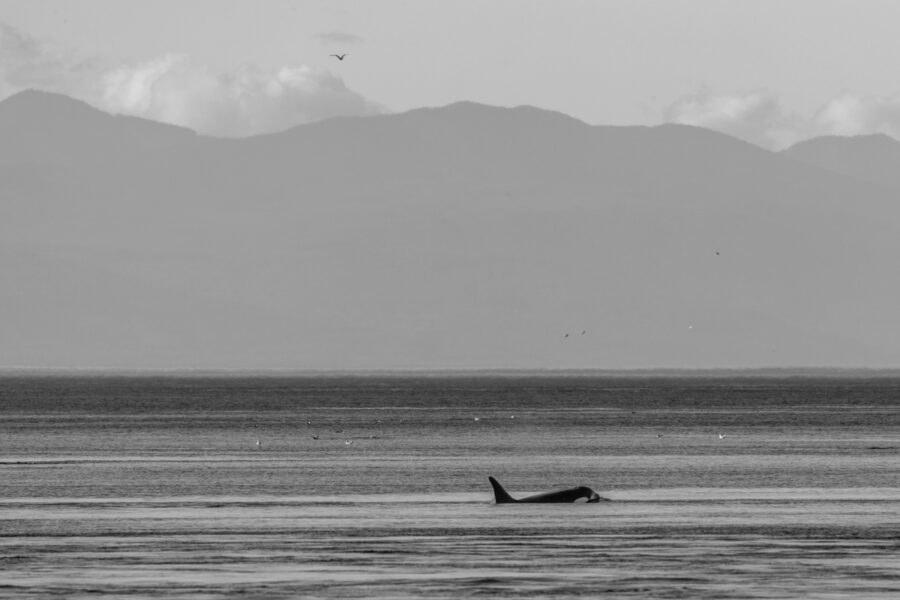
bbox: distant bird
[344,440,353,445]
[312,435,319,440]
[330,53,348,61]
[581,330,586,335]
[715,251,720,256]
[564,333,569,338]
[657,433,663,438]
[718,433,727,439]
[473,417,480,421]
[255,440,261,449]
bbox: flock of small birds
[558,250,721,338]
[254,424,728,450]
[252,417,731,448]
[562,330,587,339]
[252,404,734,448]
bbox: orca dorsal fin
[488,476,517,503]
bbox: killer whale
[488,476,606,504]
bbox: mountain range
[3,89,900,369]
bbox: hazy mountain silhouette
[782,133,900,191]
[3,90,900,369]
[0,90,198,166]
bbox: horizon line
[4,366,900,378]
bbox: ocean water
[1,375,899,598]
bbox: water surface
[2,375,899,598]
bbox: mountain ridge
[3,90,900,369]
[0,89,767,148]
[7,89,900,161]
[781,133,900,190]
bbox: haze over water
[2,374,899,598]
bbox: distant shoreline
[3,367,900,378]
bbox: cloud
[662,89,802,149]
[315,31,363,45]
[0,21,381,137]
[97,54,381,137]
[663,89,900,150]
[812,93,900,139]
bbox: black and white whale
[488,476,606,504]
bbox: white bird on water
[718,433,727,439]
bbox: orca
[488,476,606,504]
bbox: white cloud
[662,89,802,149]
[812,93,900,139]
[96,54,381,137]
[0,21,382,137]
[663,89,900,150]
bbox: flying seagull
[330,53,348,61]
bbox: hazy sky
[3,0,900,147]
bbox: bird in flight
[330,53,348,61]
